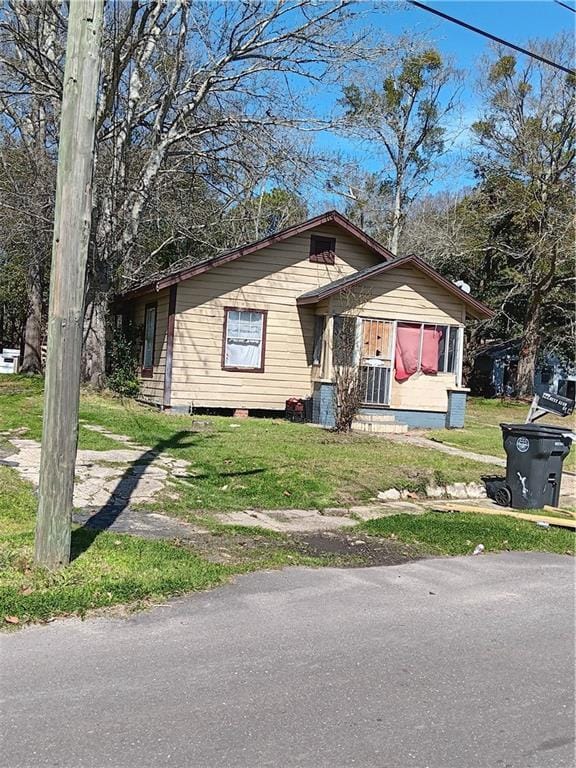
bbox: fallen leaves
[4,615,19,625]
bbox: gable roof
[119,210,394,301]
[296,254,494,319]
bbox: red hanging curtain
[421,326,441,375]
[395,324,442,381]
[395,324,420,382]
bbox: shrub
[107,323,140,397]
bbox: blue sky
[311,0,575,208]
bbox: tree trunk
[516,293,541,399]
[82,288,108,387]
[20,257,43,373]
[389,178,403,255]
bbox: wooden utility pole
[35,0,104,569]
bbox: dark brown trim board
[221,306,268,373]
[141,301,157,378]
[162,285,178,407]
[119,210,394,301]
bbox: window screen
[312,315,325,366]
[332,316,357,366]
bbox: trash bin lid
[500,422,572,439]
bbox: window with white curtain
[223,308,266,371]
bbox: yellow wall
[329,266,465,324]
[390,372,454,412]
[171,224,380,410]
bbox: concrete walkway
[1,428,398,536]
[386,432,507,465]
[3,426,193,509]
[2,424,573,539]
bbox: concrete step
[355,412,396,424]
[352,420,408,434]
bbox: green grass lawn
[360,512,575,556]
[0,465,217,623]
[0,465,334,626]
[1,376,573,625]
[0,375,123,451]
[429,397,576,461]
[0,376,501,513]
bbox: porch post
[456,326,465,387]
[324,315,334,381]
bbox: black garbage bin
[499,423,573,509]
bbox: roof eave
[296,254,494,320]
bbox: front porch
[307,309,470,431]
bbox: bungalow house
[116,211,493,430]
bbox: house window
[395,323,460,382]
[141,303,157,376]
[309,235,336,264]
[222,308,267,372]
[312,315,325,366]
[332,315,357,366]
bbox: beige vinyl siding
[171,225,380,409]
[330,266,465,324]
[390,373,454,411]
[132,288,170,404]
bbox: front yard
[1,376,573,626]
[0,376,500,513]
[0,464,352,625]
[430,397,575,461]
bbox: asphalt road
[2,552,574,768]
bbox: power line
[554,0,576,13]
[407,1,576,76]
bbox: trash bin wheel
[495,485,512,507]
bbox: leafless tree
[337,47,461,254]
[0,0,381,385]
[331,286,376,432]
[332,315,362,432]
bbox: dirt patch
[176,529,424,569]
[292,531,424,567]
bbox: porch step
[352,420,408,434]
[355,413,396,424]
